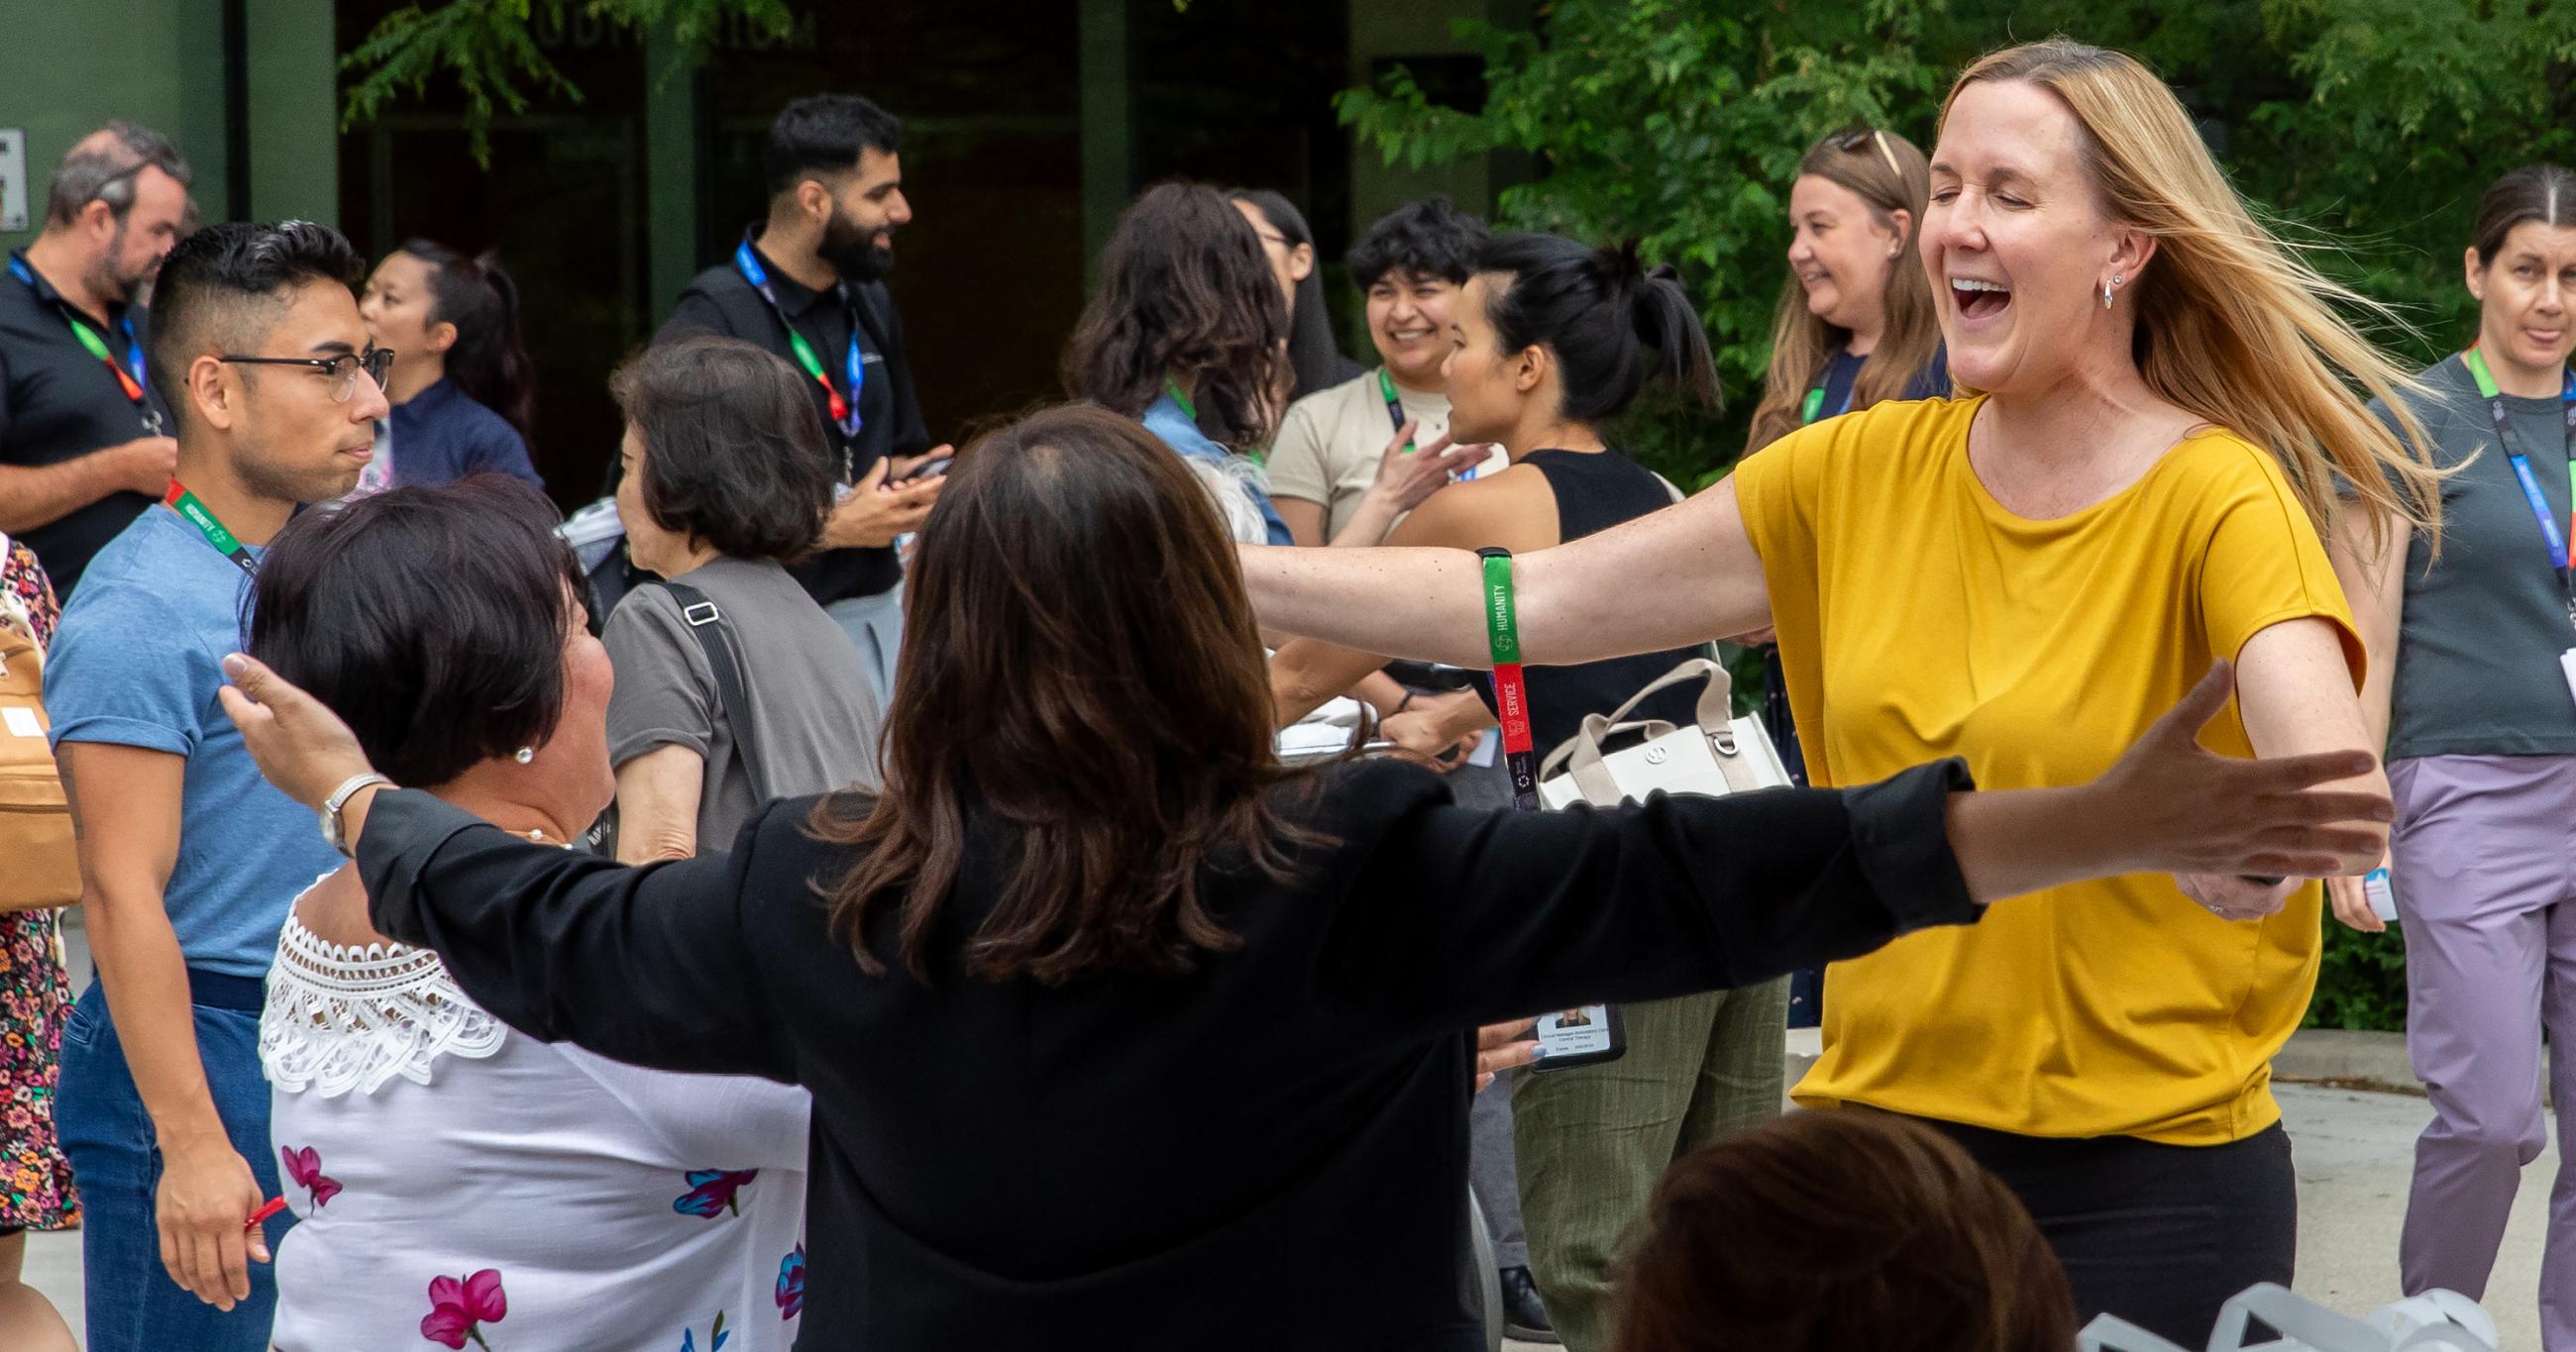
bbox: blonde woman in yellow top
[1238,39,2437,1342]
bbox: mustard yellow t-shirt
[1731,396,2361,1145]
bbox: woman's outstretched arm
[1338,662,2389,1036]
[1238,477,1771,668]
[215,654,793,1083]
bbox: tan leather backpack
[0,549,78,913]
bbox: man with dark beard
[0,123,192,596]
[655,93,943,704]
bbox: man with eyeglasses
[0,122,193,597]
[43,220,388,1352]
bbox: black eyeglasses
[219,348,394,404]
[1833,127,1906,182]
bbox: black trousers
[1912,1116,2297,1343]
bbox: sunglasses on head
[1832,127,1906,183]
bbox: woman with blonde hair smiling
[1238,38,2437,1338]
[1744,125,1948,454]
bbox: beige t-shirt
[1265,368,1505,540]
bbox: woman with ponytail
[1243,40,2437,1340]
[353,240,542,492]
[1267,232,1775,1346]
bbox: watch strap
[321,772,393,855]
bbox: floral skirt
[0,908,78,1229]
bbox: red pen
[245,1196,286,1229]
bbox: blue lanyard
[9,252,154,428]
[2462,347,2576,591]
[1799,353,1860,425]
[731,238,866,455]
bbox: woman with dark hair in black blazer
[216,403,2386,1351]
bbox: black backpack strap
[654,580,769,797]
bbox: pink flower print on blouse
[420,1268,507,1349]
[775,1245,805,1319]
[673,1169,758,1219]
[279,1145,341,1208]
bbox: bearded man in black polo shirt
[655,93,945,705]
[0,123,192,597]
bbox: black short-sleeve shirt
[0,253,168,597]
[652,233,931,606]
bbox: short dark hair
[148,220,364,417]
[1612,1112,2077,1352]
[46,121,192,229]
[247,477,589,788]
[1347,196,1488,292]
[1061,183,1286,448]
[763,94,904,197]
[609,337,834,563]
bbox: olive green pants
[1510,982,1789,1351]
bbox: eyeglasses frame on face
[1833,127,1907,186]
[217,347,396,404]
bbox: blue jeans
[56,979,287,1352]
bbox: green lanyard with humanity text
[1477,547,1541,811]
[162,479,259,579]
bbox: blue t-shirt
[1139,393,1294,546]
[44,505,338,979]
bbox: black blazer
[360,757,1980,1351]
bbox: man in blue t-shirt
[44,220,387,1352]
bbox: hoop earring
[2099,276,2116,309]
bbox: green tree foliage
[1340,0,2576,491]
[341,0,799,158]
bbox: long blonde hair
[1746,128,1943,454]
[1946,40,2441,548]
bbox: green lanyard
[1475,548,1540,811]
[1163,374,1197,423]
[1800,353,1859,425]
[1377,367,1417,452]
[10,253,160,435]
[161,479,259,578]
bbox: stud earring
[513,747,535,765]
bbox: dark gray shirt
[2371,354,2576,759]
[603,555,885,847]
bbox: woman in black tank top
[1482,450,1700,751]
[1268,232,1780,1351]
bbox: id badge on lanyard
[2463,347,2576,711]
